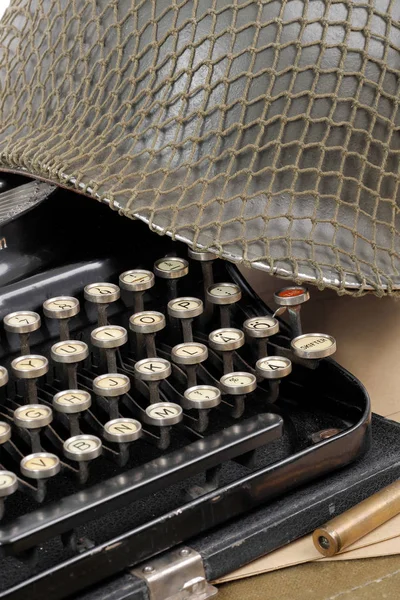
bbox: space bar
[0,413,283,555]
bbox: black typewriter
[0,177,370,599]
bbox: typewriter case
[0,1,400,598]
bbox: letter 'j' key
[93,374,130,420]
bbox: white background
[0,1,10,20]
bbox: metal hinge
[131,546,218,600]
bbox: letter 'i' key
[171,342,208,388]
[91,325,128,372]
[243,316,279,359]
[134,358,171,404]
[274,286,310,338]
[208,328,245,374]
[103,418,142,466]
[187,249,218,318]
[256,356,292,403]
[206,283,242,328]
[129,311,166,358]
[93,373,131,420]
[43,296,80,340]
[119,270,155,313]
[51,341,89,389]
[144,402,183,450]
[11,355,49,404]
[63,435,102,484]
[14,404,53,453]
[183,385,221,432]
[167,297,203,342]
[291,333,336,367]
[4,311,41,355]
[20,453,60,501]
[219,372,257,419]
[0,470,18,520]
[153,257,189,301]
[84,283,120,326]
[53,390,92,437]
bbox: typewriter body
[0,179,370,599]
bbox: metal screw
[180,548,190,557]
[143,565,155,573]
[318,536,331,550]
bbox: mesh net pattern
[0,0,400,295]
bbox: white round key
[84,282,120,304]
[11,355,49,380]
[104,418,142,443]
[134,358,171,381]
[0,366,8,387]
[91,325,128,349]
[14,404,53,429]
[220,372,257,395]
[167,297,203,320]
[256,356,292,380]
[154,257,189,279]
[243,316,279,338]
[183,385,221,409]
[4,311,41,334]
[188,248,218,262]
[0,471,18,497]
[51,340,89,364]
[274,286,310,307]
[291,333,336,359]
[206,283,242,305]
[171,343,208,365]
[129,311,166,334]
[208,328,245,352]
[20,453,60,479]
[119,269,155,292]
[0,422,11,444]
[144,402,183,426]
[53,390,92,414]
[63,434,102,462]
[43,296,80,319]
[93,374,131,397]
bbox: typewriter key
[0,366,8,388]
[206,283,242,328]
[135,357,171,404]
[93,374,131,420]
[43,296,80,340]
[91,325,128,372]
[4,311,41,355]
[183,385,221,409]
[243,316,279,358]
[20,452,60,480]
[84,282,120,326]
[63,434,102,462]
[144,402,183,426]
[171,342,208,387]
[0,470,18,517]
[291,333,336,360]
[51,340,89,388]
[256,356,292,403]
[220,372,257,418]
[11,354,49,404]
[154,257,189,300]
[14,404,53,452]
[167,297,203,342]
[274,286,310,337]
[188,249,217,315]
[119,269,155,313]
[0,421,11,444]
[129,311,166,358]
[104,418,142,443]
[53,390,92,436]
[209,328,245,374]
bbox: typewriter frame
[0,189,371,600]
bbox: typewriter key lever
[84,282,120,326]
[129,311,166,358]
[220,372,257,418]
[209,328,245,374]
[43,296,80,340]
[274,286,310,337]
[135,358,171,404]
[256,356,292,403]
[243,316,279,358]
[4,311,41,355]
[0,421,11,446]
[20,453,60,502]
[207,283,242,328]
[167,297,204,342]
[53,390,92,436]
[0,471,18,520]
[11,355,49,404]
[103,418,142,465]
[91,325,128,372]
[14,404,53,453]
[291,333,337,363]
[93,374,131,420]
[144,402,183,450]
[119,269,155,313]
[171,342,208,388]
[63,435,102,484]
[0,366,8,400]
[183,385,221,432]
[188,248,217,317]
[154,257,189,300]
[51,340,89,388]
